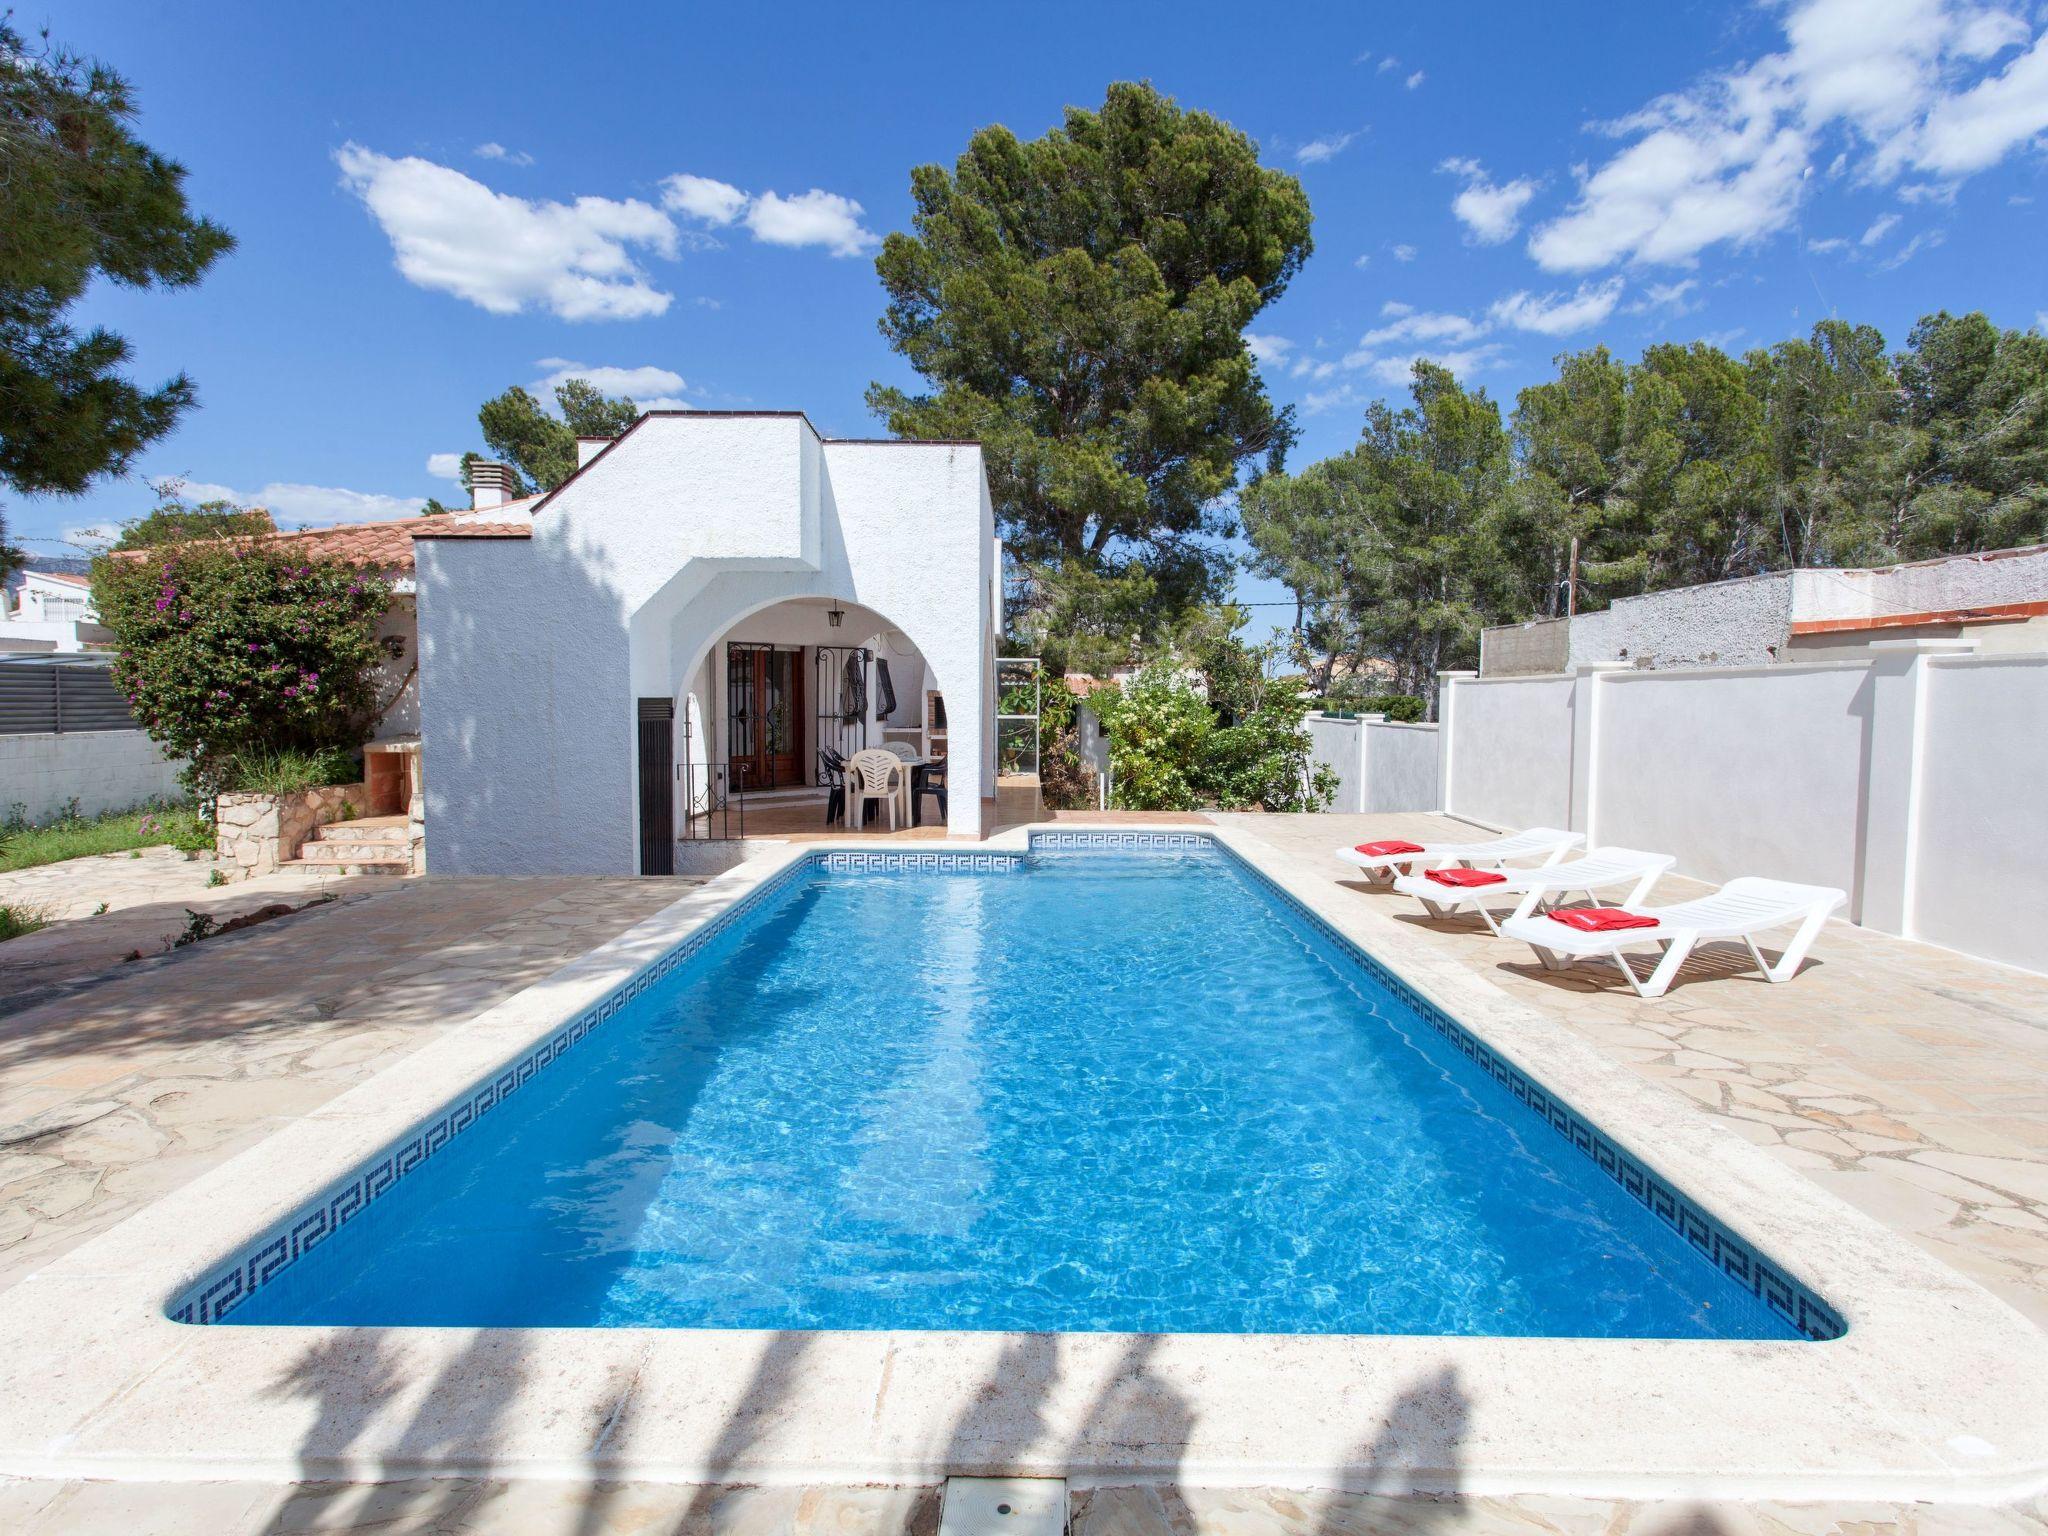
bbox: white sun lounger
[1499,877,1848,999]
[1392,846,1676,935]
[1334,825,1581,884]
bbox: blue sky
[16,0,2048,623]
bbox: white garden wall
[1909,655,2048,970]
[1445,676,1576,831]
[1438,643,2048,974]
[0,730,184,824]
[1304,714,1439,813]
[1592,664,1870,902]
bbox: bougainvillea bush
[92,542,389,795]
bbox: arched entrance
[668,594,962,842]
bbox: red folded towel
[1356,839,1427,857]
[1548,907,1660,932]
[1425,868,1507,888]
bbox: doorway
[726,642,804,790]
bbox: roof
[30,570,91,588]
[113,513,535,572]
[1063,674,1119,696]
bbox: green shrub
[1319,687,1426,722]
[0,901,51,942]
[1089,663,1336,813]
[91,540,388,796]
[218,745,359,796]
[0,799,211,872]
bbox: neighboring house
[416,410,999,875]
[0,568,113,653]
[1480,543,2048,675]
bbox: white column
[1858,638,1978,935]
[1435,671,1476,816]
[1569,662,1629,845]
[1354,712,1385,814]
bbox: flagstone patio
[0,815,2045,1532]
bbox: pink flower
[283,686,299,698]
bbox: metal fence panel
[0,659,139,735]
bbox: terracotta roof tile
[113,515,533,573]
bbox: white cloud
[1391,243,1417,262]
[1244,332,1293,366]
[663,175,879,258]
[1875,227,1946,268]
[1487,278,1626,335]
[426,453,465,482]
[661,173,749,226]
[1355,304,1487,350]
[1358,345,1507,387]
[1352,253,1372,269]
[1896,180,1958,203]
[1912,30,2048,173]
[474,142,533,167]
[1296,131,1360,165]
[1860,211,1902,244]
[1405,70,1426,90]
[1526,0,2048,272]
[694,295,723,309]
[1377,56,1400,74]
[1353,51,1374,67]
[1303,383,1365,415]
[531,358,688,410]
[1807,235,1852,253]
[334,144,676,321]
[177,479,422,528]
[2036,310,2048,332]
[744,189,878,256]
[1440,157,1540,243]
[1626,278,1703,314]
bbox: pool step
[939,1478,1066,1536]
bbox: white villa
[415,410,999,875]
[0,568,111,653]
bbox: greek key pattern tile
[170,856,818,1324]
[1032,831,1213,849]
[817,851,1025,873]
[173,837,1843,1341]
[1206,836,1846,1342]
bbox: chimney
[469,460,518,511]
[575,436,612,470]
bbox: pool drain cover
[939,1477,1066,1536]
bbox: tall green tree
[0,21,233,529]
[1748,319,1901,569]
[1503,346,1630,617]
[1621,341,1771,589]
[1241,362,1512,708]
[1889,311,2048,557]
[113,488,276,550]
[471,378,641,494]
[869,81,1313,629]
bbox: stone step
[305,818,409,845]
[281,855,411,875]
[293,839,410,865]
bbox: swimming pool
[181,834,1839,1340]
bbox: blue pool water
[222,843,1810,1338]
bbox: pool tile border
[1034,830,1847,1342]
[172,832,1841,1337]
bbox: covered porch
[674,597,959,842]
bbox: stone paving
[1213,812,2048,1332]
[3,822,2048,1531]
[0,844,406,1018]
[0,871,698,1291]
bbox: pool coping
[0,823,2043,1501]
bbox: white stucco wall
[0,730,185,824]
[1910,654,2048,971]
[1592,663,1872,907]
[1361,721,1439,812]
[1445,676,1576,830]
[418,414,995,874]
[1304,714,1364,812]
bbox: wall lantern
[826,602,845,628]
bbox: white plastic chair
[1499,877,1848,998]
[1392,847,1676,935]
[1335,826,1582,885]
[845,748,907,832]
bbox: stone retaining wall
[215,781,368,878]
